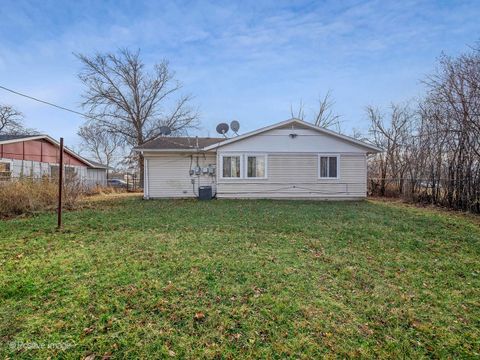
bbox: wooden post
[57,138,64,229]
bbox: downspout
[196,137,200,197]
[143,152,149,199]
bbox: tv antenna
[159,126,172,136]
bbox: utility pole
[57,137,64,229]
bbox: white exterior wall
[87,168,107,187]
[215,127,369,200]
[144,152,216,198]
[1,158,51,177]
[0,157,89,183]
[217,128,370,153]
[216,153,366,199]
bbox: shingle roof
[0,134,40,142]
[86,159,109,169]
[136,137,224,150]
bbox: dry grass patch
[0,179,82,217]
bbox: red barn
[0,134,107,187]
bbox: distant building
[0,134,107,187]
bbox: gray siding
[0,158,88,180]
[87,168,107,187]
[216,154,366,199]
[145,153,216,198]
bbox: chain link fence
[368,177,480,213]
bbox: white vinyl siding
[145,153,216,198]
[86,168,107,187]
[217,154,366,199]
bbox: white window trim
[245,153,268,179]
[219,153,243,179]
[318,154,340,180]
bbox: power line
[0,84,96,120]
[0,84,203,149]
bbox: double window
[319,155,339,179]
[220,154,267,179]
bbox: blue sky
[0,0,479,147]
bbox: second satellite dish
[230,120,240,134]
[216,123,229,137]
[160,126,172,136]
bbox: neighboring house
[0,134,107,187]
[135,118,382,200]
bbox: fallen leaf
[194,312,205,321]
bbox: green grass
[1,196,479,359]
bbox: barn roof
[0,134,40,142]
[0,134,102,168]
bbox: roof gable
[203,118,382,153]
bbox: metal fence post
[57,137,64,229]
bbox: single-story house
[135,118,382,200]
[0,134,107,187]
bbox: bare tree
[0,105,24,134]
[290,91,341,131]
[76,49,199,185]
[366,44,480,212]
[78,123,124,178]
[313,91,341,130]
[367,103,414,195]
[290,100,306,121]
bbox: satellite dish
[160,126,171,136]
[216,123,229,136]
[230,120,240,134]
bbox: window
[0,162,11,181]
[222,156,241,178]
[319,155,339,178]
[247,155,266,178]
[50,165,77,178]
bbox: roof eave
[0,135,47,145]
[134,148,215,153]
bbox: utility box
[198,186,212,200]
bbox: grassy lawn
[1,196,479,359]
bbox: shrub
[0,178,82,217]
